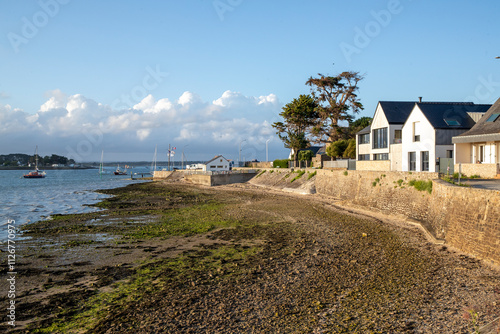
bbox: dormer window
[444,118,461,126]
[486,113,500,122]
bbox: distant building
[203,155,230,172]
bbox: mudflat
[1,180,499,333]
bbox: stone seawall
[315,169,500,266]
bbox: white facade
[401,105,449,172]
[358,103,405,171]
[203,156,230,172]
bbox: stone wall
[356,160,391,171]
[455,163,499,178]
[153,171,174,179]
[185,172,257,186]
[315,170,500,266]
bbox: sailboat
[114,164,127,175]
[150,145,157,176]
[99,150,104,178]
[24,146,46,179]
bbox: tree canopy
[272,94,318,161]
[306,71,364,143]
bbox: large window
[409,152,416,171]
[394,130,402,144]
[421,151,429,171]
[373,153,389,160]
[372,128,388,149]
[413,122,420,142]
[358,154,370,161]
[358,133,370,144]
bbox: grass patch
[125,202,235,239]
[256,170,266,178]
[291,170,306,183]
[33,244,262,333]
[408,179,433,194]
[397,179,404,187]
[308,171,317,180]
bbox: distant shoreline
[0,166,96,170]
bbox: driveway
[461,179,500,190]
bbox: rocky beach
[1,179,499,333]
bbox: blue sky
[0,0,499,162]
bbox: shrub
[397,179,404,186]
[291,170,306,183]
[256,170,266,178]
[371,181,377,187]
[343,171,348,176]
[409,179,432,194]
[273,159,289,168]
[307,171,317,180]
[469,174,480,179]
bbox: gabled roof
[414,102,491,130]
[378,101,416,124]
[205,155,228,165]
[357,124,371,135]
[455,98,500,138]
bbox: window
[409,152,416,171]
[358,133,370,144]
[479,145,485,162]
[358,154,370,161]
[372,128,388,149]
[394,130,402,144]
[373,153,388,160]
[444,118,461,126]
[421,151,429,171]
[217,165,223,168]
[446,150,453,159]
[413,122,420,142]
[486,113,500,122]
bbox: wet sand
[1,180,499,333]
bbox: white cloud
[0,90,286,161]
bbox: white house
[203,155,231,172]
[356,101,415,171]
[401,102,490,172]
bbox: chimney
[418,97,422,103]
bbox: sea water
[0,167,149,241]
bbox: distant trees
[0,153,75,166]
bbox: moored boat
[24,146,46,179]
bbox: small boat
[114,164,127,175]
[24,146,46,179]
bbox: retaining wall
[185,172,257,186]
[315,170,500,266]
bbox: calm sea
[0,167,150,241]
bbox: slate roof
[205,155,228,165]
[454,98,500,140]
[415,102,491,130]
[357,125,371,135]
[378,101,416,124]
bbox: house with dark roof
[401,102,490,172]
[356,101,415,171]
[452,97,500,177]
[356,99,490,172]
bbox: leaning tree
[306,71,364,143]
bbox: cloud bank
[0,90,284,162]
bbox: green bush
[408,179,432,194]
[307,171,317,180]
[273,159,289,168]
[343,171,348,176]
[291,170,306,183]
